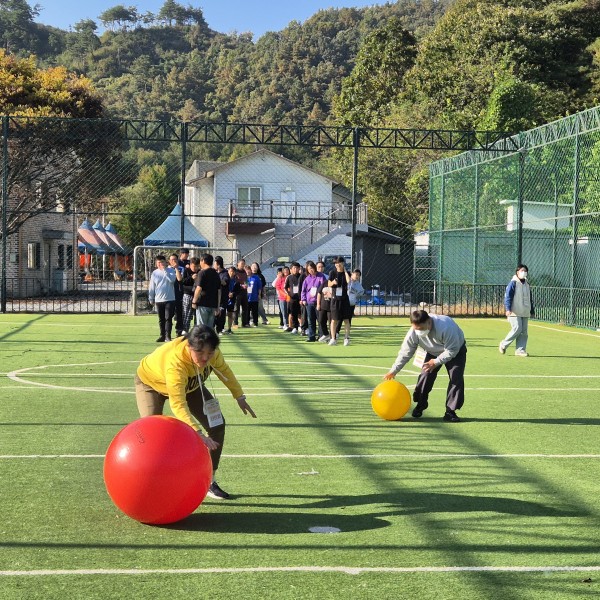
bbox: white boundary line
[532,323,600,338]
[1,453,599,460]
[1,565,599,577]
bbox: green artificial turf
[0,314,598,599]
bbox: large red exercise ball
[371,380,411,421]
[103,416,212,525]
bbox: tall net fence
[1,116,422,316]
[429,106,600,328]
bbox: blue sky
[35,1,382,38]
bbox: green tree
[0,0,40,52]
[335,18,417,126]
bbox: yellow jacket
[136,337,243,431]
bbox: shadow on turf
[164,491,581,533]
[164,510,391,534]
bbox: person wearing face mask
[383,309,467,422]
[134,324,257,499]
[499,264,534,357]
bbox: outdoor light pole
[1,116,9,313]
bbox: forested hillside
[2,0,600,235]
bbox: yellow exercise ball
[371,380,411,421]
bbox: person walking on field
[135,325,257,499]
[499,264,534,357]
[384,310,467,423]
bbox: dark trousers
[215,307,227,332]
[317,309,330,338]
[413,344,467,412]
[288,299,300,329]
[235,290,248,326]
[174,291,184,334]
[135,374,226,471]
[156,301,175,340]
[248,300,259,325]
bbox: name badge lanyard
[195,365,224,428]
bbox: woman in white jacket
[499,264,535,357]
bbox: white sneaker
[291,328,298,334]
[318,335,328,342]
[344,338,350,346]
[328,338,337,346]
[515,349,529,357]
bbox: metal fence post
[350,127,359,269]
[1,116,8,313]
[473,162,479,285]
[180,122,188,247]
[516,149,525,264]
[569,121,581,326]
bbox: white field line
[532,323,600,338]
[1,453,599,460]
[0,565,599,577]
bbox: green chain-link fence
[429,106,600,328]
[1,116,428,316]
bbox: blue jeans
[305,303,317,339]
[501,316,529,352]
[278,299,289,327]
[196,306,216,329]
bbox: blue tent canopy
[143,203,209,247]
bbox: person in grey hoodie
[384,309,467,422]
[499,264,534,357]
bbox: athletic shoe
[300,330,307,336]
[318,335,330,343]
[164,337,171,342]
[156,336,165,343]
[499,343,506,354]
[344,338,350,346]
[221,329,232,335]
[284,327,293,332]
[328,338,337,345]
[306,337,316,342]
[412,401,428,418]
[515,350,529,357]
[262,321,270,325]
[443,410,461,422]
[251,324,258,327]
[207,481,230,500]
[291,328,298,334]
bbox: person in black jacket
[181,257,200,333]
[285,262,302,334]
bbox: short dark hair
[190,257,201,266]
[185,324,220,352]
[410,309,430,325]
[516,264,528,273]
[353,269,361,275]
[335,256,345,264]
[155,254,166,261]
[214,255,224,268]
[179,248,189,254]
[200,253,214,266]
[291,261,301,268]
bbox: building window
[66,245,74,270]
[237,186,261,207]
[385,244,402,255]
[58,244,65,269]
[27,242,41,269]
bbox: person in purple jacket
[499,264,535,357]
[301,261,321,342]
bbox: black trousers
[317,308,330,338]
[235,290,248,326]
[156,301,175,339]
[413,344,467,412]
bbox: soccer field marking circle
[5,359,409,394]
[0,565,599,577]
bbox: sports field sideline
[0,314,599,599]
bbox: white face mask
[414,328,430,338]
[518,271,528,279]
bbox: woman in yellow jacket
[135,324,256,499]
